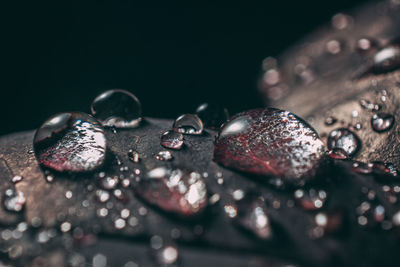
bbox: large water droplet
[327,128,360,157]
[234,195,273,240]
[195,103,229,129]
[134,167,207,216]
[172,114,203,135]
[371,113,394,132]
[91,89,142,128]
[33,112,107,172]
[372,44,400,73]
[160,130,184,150]
[213,108,325,184]
[3,189,25,213]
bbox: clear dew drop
[213,108,325,185]
[155,151,173,161]
[33,112,107,172]
[371,113,394,132]
[3,189,25,213]
[324,116,337,126]
[327,128,360,157]
[134,167,207,216]
[160,130,184,150]
[172,114,204,135]
[195,103,229,129]
[91,89,142,128]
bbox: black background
[1,1,368,136]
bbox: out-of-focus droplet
[352,162,373,174]
[98,175,118,190]
[3,189,25,213]
[371,113,394,132]
[327,128,360,157]
[331,13,352,30]
[128,149,140,163]
[359,99,381,111]
[234,196,273,240]
[155,151,173,161]
[11,175,23,184]
[173,114,204,135]
[356,38,378,54]
[134,167,207,216]
[327,148,349,160]
[160,130,184,150]
[157,245,178,265]
[214,108,325,185]
[91,89,142,128]
[294,189,327,210]
[326,39,342,55]
[195,103,230,130]
[33,112,107,172]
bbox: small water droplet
[173,114,204,135]
[195,103,229,129]
[157,245,178,265]
[214,108,325,185]
[327,148,349,160]
[371,113,394,132]
[224,205,238,218]
[127,149,140,163]
[160,130,184,150]
[331,13,352,30]
[356,38,378,54]
[135,167,207,216]
[3,190,25,212]
[91,89,142,128]
[95,190,110,203]
[33,112,107,172]
[327,128,360,156]
[324,116,337,126]
[326,39,342,55]
[11,175,23,184]
[359,99,381,111]
[98,176,119,190]
[155,151,173,161]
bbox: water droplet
[359,99,381,111]
[224,205,238,218]
[372,44,400,73]
[353,162,373,174]
[327,148,349,160]
[173,114,203,135]
[326,39,342,55]
[157,245,178,265]
[91,89,142,128]
[213,108,325,184]
[3,190,25,212]
[127,149,140,163]
[195,103,229,129]
[371,113,394,132]
[33,112,107,172]
[356,38,378,53]
[327,128,360,156]
[160,130,184,150]
[155,151,173,161]
[324,116,337,126]
[98,176,118,190]
[331,13,352,30]
[134,167,207,216]
[11,175,23,184]
[234,196,272,240]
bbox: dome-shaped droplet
[371,113,394,132]
[155,151,173,161]
[33,112,107,172]
[327,128,360,157]
[213,108,325,184]
[134,167,207,216]
[3,189,25,213]
[195,103,229,129]
[160,130,184,150]
[234,195,273,240]
[172,114,203,135]
[91,89,142,128]
[372,44,400,73]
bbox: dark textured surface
[0,117,399,266]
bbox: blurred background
[1,1,368,136]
